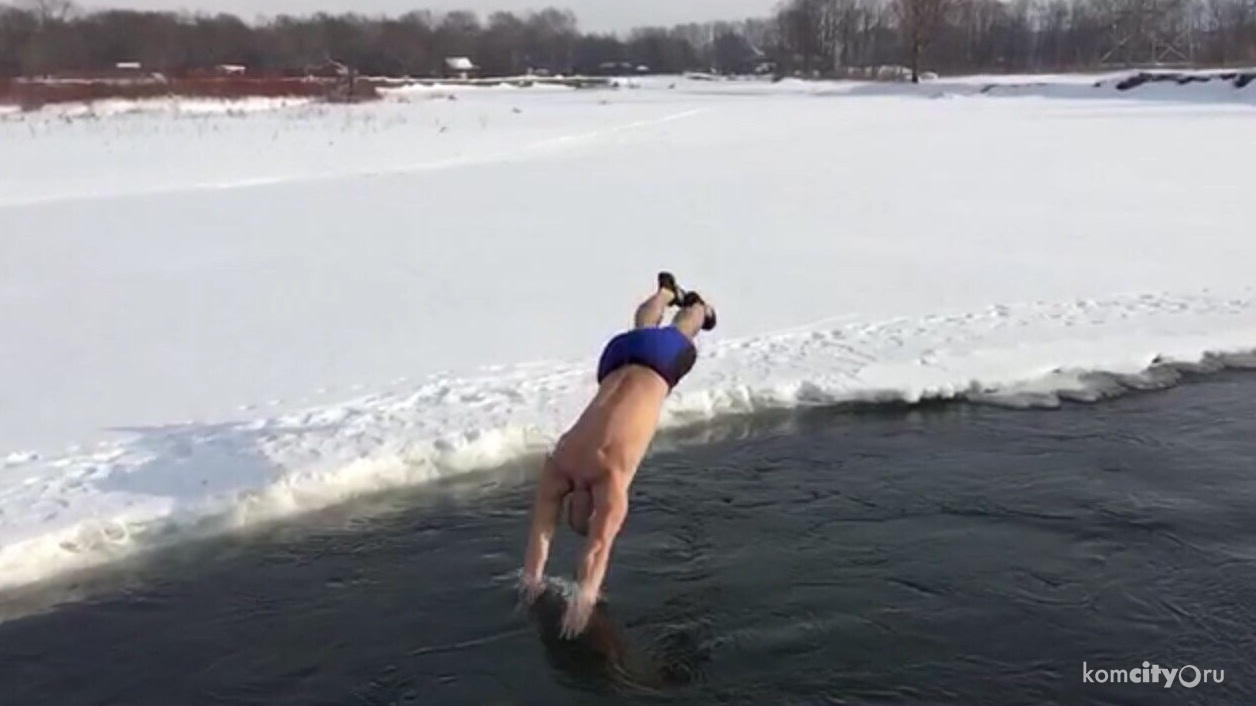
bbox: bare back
[551,365,670,487]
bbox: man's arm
[560,479,628,638]
[522,457,569,592]
[574,479,629,603]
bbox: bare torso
[551,365,670,488]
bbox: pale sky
[69,0,779,33]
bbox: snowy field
[2,73,1255,593]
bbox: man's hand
[518,572,546,605]
[560,589,597,639]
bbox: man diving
[520,272,717,638]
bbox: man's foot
[657,271,686,307]
[680,291,717,331]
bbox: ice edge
[1,342,1254,596]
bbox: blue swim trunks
[596,326,697,390]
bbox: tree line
[2,0,1255,80]
[775,0,1256,80]
[0,1,770,78]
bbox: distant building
[37,63,163,84]
[305,60,350,78]
[444,56,476,80]
[592,61,639,76]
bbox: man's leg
[669,304,706,339]
[633,289,673,329]
[634,272,683,329]
[670,292,715,339]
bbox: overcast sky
[69,0,779,32]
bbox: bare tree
[894,0,956,81]
[18,0,73,24]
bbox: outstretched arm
[562,480,629,638]
[576,481,628,600]
[522,457,569,596]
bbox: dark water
[3,375,1256,706]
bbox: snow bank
[0,87,694,208]
[976,70,1256,105]
[677,67,1255,106]
[3,291,1256,593]
[2,96,315,120]
[378,80,579,98]
[847,68,1256,105]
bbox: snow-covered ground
[2,73,1255,593]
